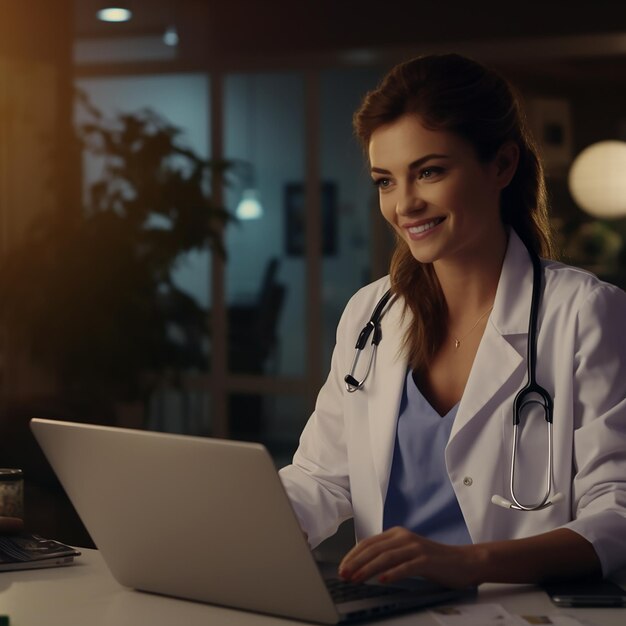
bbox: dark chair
[228,257,286,375]
[228,258,286,442]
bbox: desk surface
[1,549,624,626]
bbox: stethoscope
[344,241,563,512]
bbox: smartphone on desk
[543,578,626,607]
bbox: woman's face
[368,114,512,267]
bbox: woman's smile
[404,217,446,240]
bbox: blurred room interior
[1,0,626,547]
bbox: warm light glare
[568,140,626,218]
[236,189,264,220]
[96,7,133,23]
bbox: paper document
[430,603,598,626]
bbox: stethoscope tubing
[509,418,554,511]
[344,290,392,393]
[506,248,557,511]
[344,236,561,512]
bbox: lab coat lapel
[368,296,410,500]
[450,231,533,441]
[449,325,524,441]
[364,232,535,505]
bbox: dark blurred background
[1,0,626,548]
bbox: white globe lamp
[568,140,626,219]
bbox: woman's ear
[494,142,520,189]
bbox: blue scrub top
[383,368,472,545]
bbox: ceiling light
[234,76,264,221]
[96,7,133,23]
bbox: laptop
[30,418,474,623]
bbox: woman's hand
[338,526,479,589]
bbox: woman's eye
[373,178,391,189]
[419,167,443,180]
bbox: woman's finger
[340,529,421,580]
[351,545,419,583]
[377,556,425,583]
[339,532,404,577]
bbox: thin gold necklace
[454,305,494,349]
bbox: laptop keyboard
[326,578,399,603]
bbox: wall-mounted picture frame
[526,97,573,178]
[284,181,337,256]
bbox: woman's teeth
[408,218,443,234]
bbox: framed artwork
[526,97,573,178]
[284,181,337,256]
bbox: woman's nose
[396,183,425,216]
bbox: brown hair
[353,53,555,373]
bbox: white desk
[1,549,624,626]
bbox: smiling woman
[369,115,512,269]
[279,53,626,589]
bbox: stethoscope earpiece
[492,492,563,511]
[551,492,564,504]
[491,494,513,509]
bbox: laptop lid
[31,418,470,623]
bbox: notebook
[30,418,473,624]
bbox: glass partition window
[74,73,213,432]
[224,73,306,380]
[319,68,389,371]
[228,392,310,467]
[75,73,212,310]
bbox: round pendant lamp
[568,140,626,218]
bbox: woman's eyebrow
[370,153,450,175]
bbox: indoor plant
[0,95,230,421]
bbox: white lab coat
[279,231,626,577]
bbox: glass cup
[0,468,24,520]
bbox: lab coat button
[463,476,473,486]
